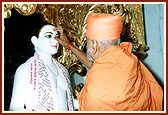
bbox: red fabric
[77,42,163,111]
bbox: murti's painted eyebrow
[43,32,53,35]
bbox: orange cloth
[77,42,163,111]
[86,13,123,40]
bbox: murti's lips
[51,45,57,48]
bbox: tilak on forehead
[53,28,56,31]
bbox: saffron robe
[77,42,163,111]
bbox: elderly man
[56,13,163,111]
[9,24,75,111]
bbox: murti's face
[37,25,59,55]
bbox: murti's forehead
[40,25,56,34]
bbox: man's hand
[55,26,69,48]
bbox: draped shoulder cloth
[24,53,74,111]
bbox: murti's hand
[55,26,71,50]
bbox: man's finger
[55,37,60,42]
[55,37,66,46]
[56,26,63,32]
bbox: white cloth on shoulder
[24,52,74,111]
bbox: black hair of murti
[31,22,53,38]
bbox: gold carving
[73,83,84,99]
[4,4,37,18]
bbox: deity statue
[9,24,76,111]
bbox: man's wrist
[67,40,71,50]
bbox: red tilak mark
[53,28,56,31]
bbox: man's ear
[92,40,98,55]
[31,36,39,47]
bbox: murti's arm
[9,64,29,111]
[55,26,93,69]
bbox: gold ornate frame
[4,3,148,75]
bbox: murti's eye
[45,34,52,38]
